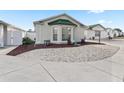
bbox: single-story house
[25,30,36,41]
[0,20,26,47]
[112,29,120,37]
[84,28,95,40]
[33,13,87,44]
[89,24,108,39]
[113,28,123,37]
[106,28,114,38]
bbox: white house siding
[3,25,7,46]
[118,31,123,36]
[106,28,114,38]
[7,26,24,46]
[91,25,108,39]
[42,15,83,43]
[35,14,86,44]
[22,31,26,38]
[26,31,36,41]
[100,31,108,38]
[0,21,25,47]
[85,30,95,39]
[113,30,119,37]
[35,24,41,44]
[0,24,4,47]
[120,32,123,36]
[35,24,85,44]
[42,24,51,42]
[74,27,85,42]
[91,25,104,31]
[35,24,51,44]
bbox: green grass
[114,36,124,39]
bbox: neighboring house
[25,30,36,41]
[106,28,114,38]
[113,28,123,37]
[89,24,108,39]
[33,13,87,44]
[85,28,95,40]
[112,29,120,37]
[0,20,25,47]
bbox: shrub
[22,37,35,45]
[67,37,71,45]
[81,38,85,44]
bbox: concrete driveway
[0,46,17,55]
[0,39,124,82]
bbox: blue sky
[0,10,124,31]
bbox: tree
[22,37,35,45]
[114,28,122,32]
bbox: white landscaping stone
[17,45,119,62]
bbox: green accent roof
[48,19,77,26]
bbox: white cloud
[108,21,112,24]
[98,20,105,24]
[98,19,112,24]
[88,10,105,14]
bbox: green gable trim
[48,19,77,26]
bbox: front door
[62,27,71,41]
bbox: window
[11,31,14,38]
[95,31,100,36]
[53,27,58,41]
[62,27,71,41]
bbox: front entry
[62,27,71,41]
[51,25,74,44]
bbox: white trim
[50,25,75,44]
[34,13,85,27]
[0,25,4,47]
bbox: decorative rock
[17,45,119,62]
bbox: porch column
[0,24,4,47]
[58,26,62,43]
[71,27,74,43]
[3,25,7,46]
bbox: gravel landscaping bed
[17,45,119,62]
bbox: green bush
[22,37,35,45]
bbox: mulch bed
[7,42,105,56]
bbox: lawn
[114,36,124,39]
